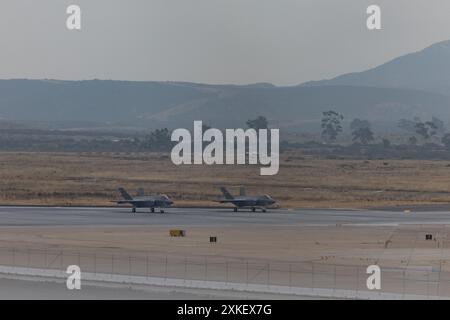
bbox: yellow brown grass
[1,152,450,208]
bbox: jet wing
[216,199,247,203]
[114,200,155,205]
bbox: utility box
[170,229,186,237]
[425,234,433,240]
[210,236,217,243]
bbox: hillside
[302,40,450,95]
[0,80,449,131]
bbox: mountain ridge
[3,39,450,131]
[0,79,449,131]
[301,39,450,95]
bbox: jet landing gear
[252,207,256,212]
[233,207,238,212]
[132,207,136,213]
[150,208,165,213]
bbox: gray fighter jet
[217,186,276,212]
[115,187,173,213]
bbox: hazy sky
[1,0,450,85]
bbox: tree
[246,116,268,130]
[408,136,418,146]
[352,127,374,145]
[431,117,445,136]
[350,118,371,131]
[350,119,374,145]
[321,110,344,143]
[141,128,172,151]
[442,133,450,150]
[414,121,437,140]
[399,117,439,144]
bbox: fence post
[402,269,406,300]
[246,262,249,285]
[184,257,187,282]
[267,263,270,287]
[128,255,131,276]
[146,255,149,279]
[226,260,229,284]
[334,265,337,292]
[289,263,292,288]
[437,262,442,298]
[27,248,30,268]
[205,257,208,281]
[12,248,15,267]
[356,266,359,297]
[164,256,168,280]
[311,262,315,290]
[60,251,63,270]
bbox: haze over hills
[302,39,450,96]
[2,39,450,132]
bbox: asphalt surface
[0,277,201,299]
[0,206,449,227]
[0,276,321,300]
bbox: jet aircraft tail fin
[220,187,234,200]
[118,187,133,200]
[137,188,145,197]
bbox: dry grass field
[1,151,450,208]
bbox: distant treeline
[282,140,450,160]
[0,128,173,152]
[0,117,270,153]
[281,111,450,160]
[4,114,450,160]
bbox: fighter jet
[115,187,173,213]
[217,186,276,212]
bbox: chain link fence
[0,247,448,298]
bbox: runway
[0,206,450,227]
[0,205,449,300]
